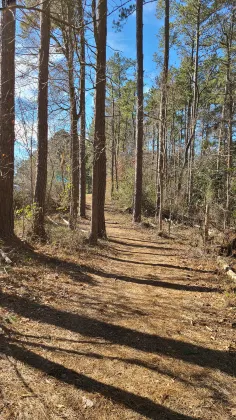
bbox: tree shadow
[0,336,197,420]
[15,247,97,286]
[4,234,218,298]
[0,269,149,320]
[1,325,192,386]
[103,274,220,293]
[110,247,184,257]
[109,237,173,250]
[0,291,234,376]
[0,237,97,286]
[100,255,214,274]
[17,248,219,293]
[105,221,120,225]
[7,335,231,407]
[78,263,219,293]
[110,236,173,244]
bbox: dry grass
[0,197,235,419]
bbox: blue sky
[107,1,160,89]
[84,0,165,125]
[84,0,180,120]
[106,1,180,88]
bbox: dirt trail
[0,202,235,419]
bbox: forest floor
[0,197,236,420]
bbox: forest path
[0,199,235,419]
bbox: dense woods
[0,0,234,246]
[0,0,235,243]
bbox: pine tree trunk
[116,80,121,191]
[0,0,16,239]
[111,96,115,196]
[33,0,50,240]
[60,4,80,230]
[217,82,227,172]
[115,144,119,191]
[187,2,200,209]
[204,203,209,246]
[226,90,233,226]
[133,0,143,223]
[69,84,79,230]
[156,0,169,231]
[79,0,86,218]
[178,5,200,196]
[67,28,79,230]
[89,0,107,244]
[225,13,234,227]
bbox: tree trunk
[67,23,79,230]
[225,13,234,227]
[187,3,200,208]
[204,203,209,246]
[116,79,121,191]
[79,0,86,218]
[33,0,50,240]
[0,0,16,239]
[226,91,233,227]
[156,0,169,231]
[69,82,79,230]
[89,0,107,244]
[216,81,227,173]
[178,5,200,195]
[111,95,115,196]
[133,0,143,223]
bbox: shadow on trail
[1,238,96,287]
[110,236,171,244]
[0,325,191,384]
[102,255,214,274]
[22,249,219,293]
[109,237,174,251]
[19,248,97,286]
[106,274,220,293]
[110,247,185,257]
[0,291,234,376]
[0,337,196,420]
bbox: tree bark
[133,0,143,223]
[69,78,79,230]
[66,13,79,230]
[216,80,227,173]
[187,3,200,208]
[79,0,86,218]
[33,0,50,240]
[0,0,16,239]
[89,0,107,244]
[177,5,200,195]
[111,95,115,196]
[156,0,169,231]
[225,12,234,228]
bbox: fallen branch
[0,249,13,265]
[61,217,69,226]
[47,216,59,226]
[217,256,236,283]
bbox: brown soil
[0,199,235,420]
